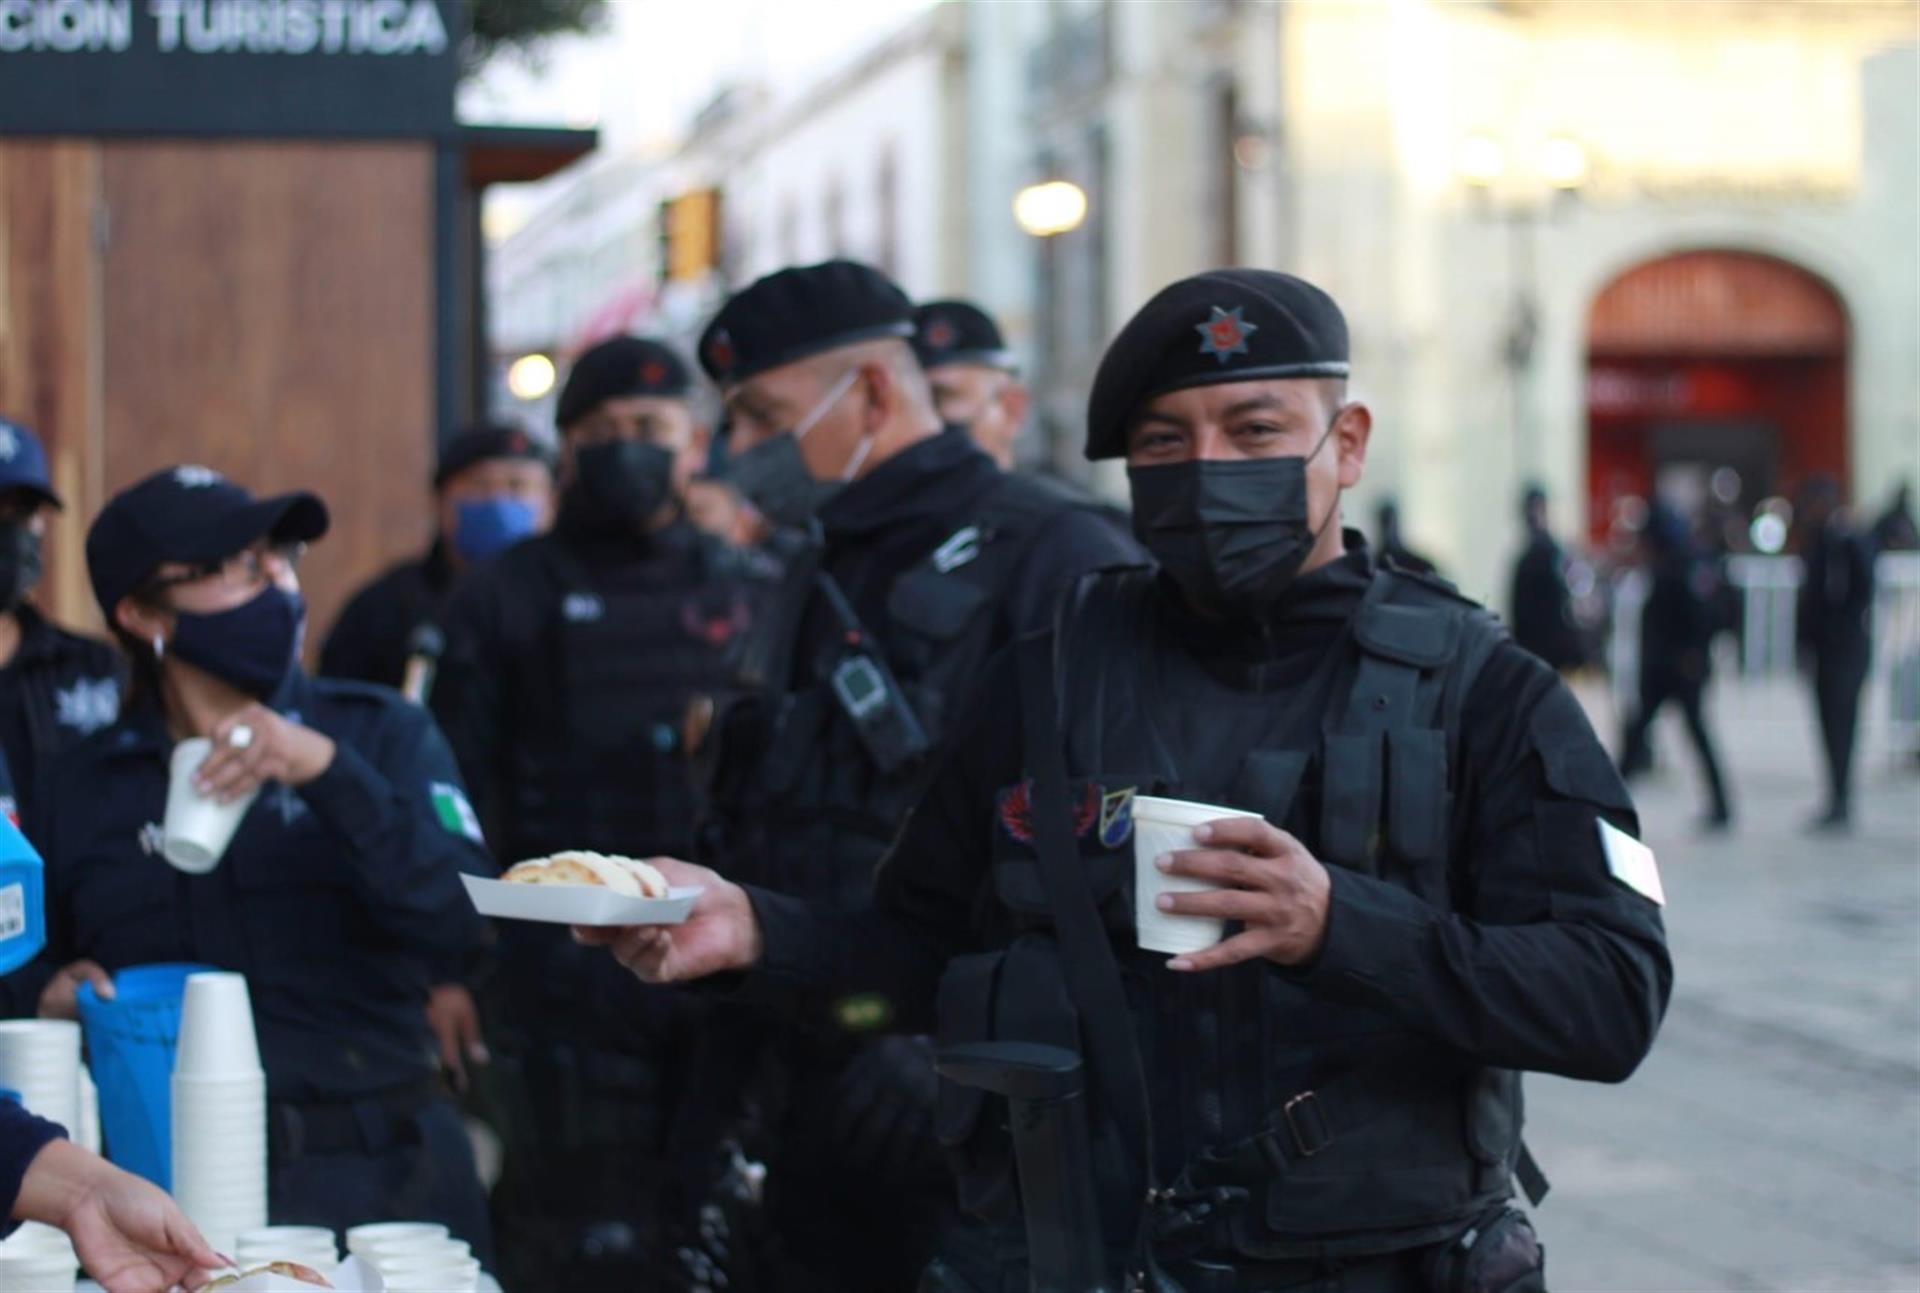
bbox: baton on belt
[937,1041,1113,1293]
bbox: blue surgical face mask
[452,496,540,564]
[169,585,306,700]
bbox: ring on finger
[227,724,256,751]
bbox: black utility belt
[268,1081,434,1160]
[1159,1246,1422,1293]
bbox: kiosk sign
[0,0,460,135]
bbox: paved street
[1531,676,1920,1292]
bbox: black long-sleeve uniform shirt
[739,550,1672,1094]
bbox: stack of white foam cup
[234,1225,341,1273]
[347,1224,478,1292]
[0,1222,79,1293]
[0,1019,82,1137]
[171,972,268,1253]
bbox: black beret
[698,259,914,386]
[88,466,328,622]
[556,336,692,431]
[1084,269,1349,460]
[434,422,555,490]
[911,300,1016,372]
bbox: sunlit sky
[460,0,936,155]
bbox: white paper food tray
[460,874,700,926]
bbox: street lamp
[506,353,556,402]
[1456,132,1588,474]
[1013,180,1088,238]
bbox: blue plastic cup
[76,962,215,1189]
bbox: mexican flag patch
[430,782,484,845]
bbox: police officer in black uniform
[11,466,493,1259]
[320,424,554,696]
[912,300,1030,471]
[0,419,123,829]
[684,261,1140,1290]
[430,335,767,1293]
[591,269,1672,1292]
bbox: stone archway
[1584,249,1848,547]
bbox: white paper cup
[380,1257,478,1293]
[1131,796,1265,956]
[0,1222,74,1259]
[0,1020,81,1132]
[163,738,261,873]
[173,973,263,1076]
[346,1223,448,1258]
[368,1237,471,1268]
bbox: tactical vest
[707,476,1080,904]
[934,566,1526,1261]
[505,534,753,862]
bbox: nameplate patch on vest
[1598,819,1664,906]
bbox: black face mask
[169,585,306,700]
[724,369,862,530]
[1127,420,1340,619]
[566,440,677,537]
[0,525,43,610]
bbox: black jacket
[0,605,125,827]
[10,672,491,1102]
[319,541,458,691]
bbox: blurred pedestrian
[1619,502,1733,830]
[1869,480,1918,553]
[429,336,771,1293]
[1509,484,1584,672]
[5,1100,224,1293]
[1796,475,1876,830]
[911,299,1029,470]
[319,424,554,696]
[1375,498,1438,575]
[0,419,124,827]
[10,466,494,1260]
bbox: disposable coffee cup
[1132,796,1264,956]
[346,1223,447,1259]
[173,973,263,1077]
[163,738,260,874]
[368,1237,470,1268]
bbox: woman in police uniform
[11,466,495,1263]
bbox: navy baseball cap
[86,466,329,620]
[0,419,61,509]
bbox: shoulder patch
[430,782,484,845]
[1598,819,1664,905]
